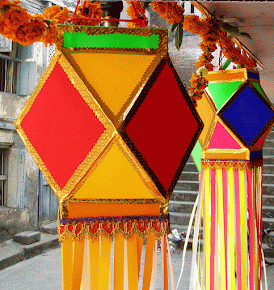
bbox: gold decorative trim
[201,159,263,170]
[202,149,249,160]
[196,92,217,149]
[15,51,117,201]
[68,135,165,204]
[58,216,170,241]
[56,25,168,56]
[68,199,159,204]
[205,68,248,84]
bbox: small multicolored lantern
[187,68,274,290]
[15,25,203,290]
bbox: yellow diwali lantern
[15,25,203,289]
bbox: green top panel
[191,140,202,173]
[63,31,160,49]
[251,82,270,104]
[208,81,243,111]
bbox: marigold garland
[0,0,258,106]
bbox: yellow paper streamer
[204,167,211,290]
[216,168,226,290]
[62,237,74,290]
[114,235,124,289]
[239,169,248,290]
[98,236,112,289]
[127,234,139,290]
[142,234,156,290]
[228,167,236,290]
[72,238,85,289]
[89,238,100,290]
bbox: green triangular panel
[191,140,202,172]
[251,82,270,104]
[207,81,243,110]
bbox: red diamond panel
[20,62,106,189]
[124,59,201,196]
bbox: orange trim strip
[67,202,161,218]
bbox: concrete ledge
[24,233,60,259]
[40,221,58,235]
[13,231,41,245]
[0,242,25,270]
[0,233,60,271]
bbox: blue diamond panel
[221,86,274,145]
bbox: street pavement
[0,246,274,290]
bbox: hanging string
[72,0,82,19]
[69,0,148,27]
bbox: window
[0,42,21,94]
[0,34,38,96]
[190,4,195,14]
[0,149,7,206]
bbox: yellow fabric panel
[73,141,156,199]
[70,53,157,115]
[196,94,215,148]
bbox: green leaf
[221,58,232,70]
[220,21,251,39]
[175,21,183,50]
[237,64,242,69]
[237,32,251,39]
[168,23,179,35]
[220,21,240,34]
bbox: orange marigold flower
[199,17,220,42]
[126,1,142,19]
[43,5,70,24]
[0,4,30,38]
[41,19,58,46]
[183,15,201,34]
[15,14,46,46]
[72,1,102,26]
[127,21,141,28]
[151,1,184,24]
[199,40,217,52]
